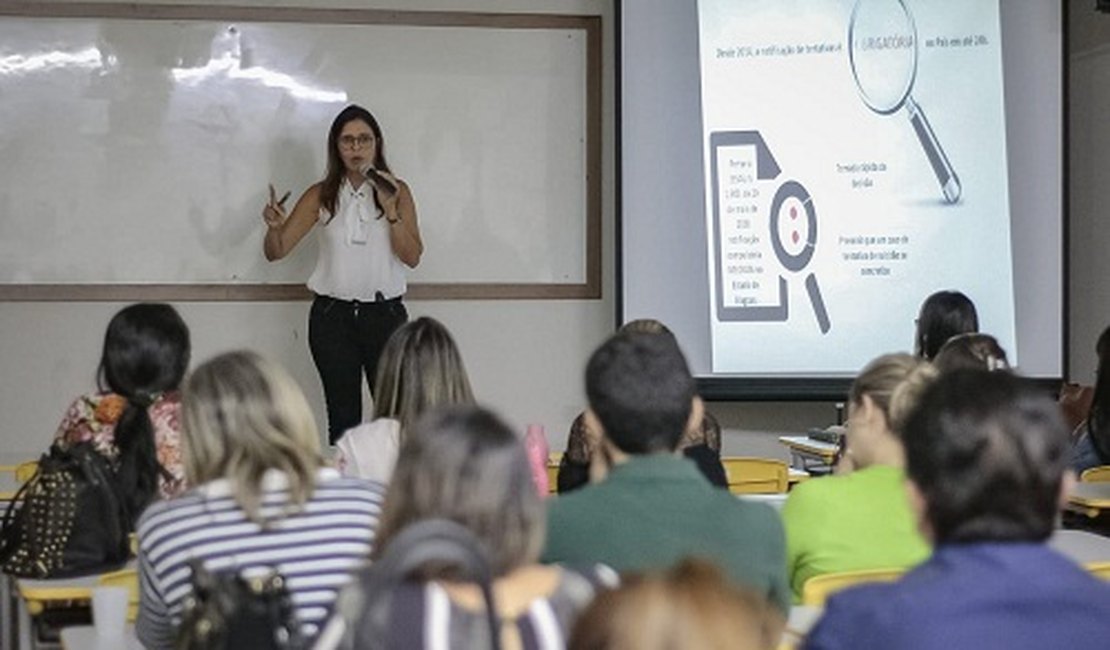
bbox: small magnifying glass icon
[849,0,960,203]
[770,181,831,334]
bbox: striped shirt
[136,468,384,649]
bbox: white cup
[92,586,129,637]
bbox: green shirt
[543,454,790,614]
[782,464,930,601]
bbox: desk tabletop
[778,436,838,456]
[1069,482,1110,506]
[61,625,142,650]
[17,561,136,603]
[1049,528,1110,565]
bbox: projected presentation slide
[699,0,1015,375]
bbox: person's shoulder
[136,487,206,538]
[341,418,400,442]
[804,581,906,649]
[315,472,388,506]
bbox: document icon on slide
[709,130,830,334]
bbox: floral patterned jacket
[53,391,186,499]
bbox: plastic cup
[92,586,129,637]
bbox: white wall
[0,0,614,458]
[1068,1,1110,382]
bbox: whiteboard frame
[0,1,602,301]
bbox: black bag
[176,560,306,650]
[317,519,501,650]
[0,441,130,578]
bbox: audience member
[782,354,934,600]
[558,319,726,493]
[320,405,616,648]
[569,559,775,650]
[1071,325,1110,473]
[932,332,1010,374]
[542,331,790,623]
[804,370,1110,650]
[136,351,384,649]
[335,316,473,483]
[54,303,191,522]
[914,290,978,360]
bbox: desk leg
[1,573,11,650]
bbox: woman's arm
[378,178,423,268]
[263,183,321,261]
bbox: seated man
[542,331,790,620]
[805,370,1110,650]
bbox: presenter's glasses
[338,134,375,150]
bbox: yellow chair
[98,567,140,622]
[1080,465,1110,483]
[801,568,906,607]
[1087,561,1110,580]
[721,457,789,495]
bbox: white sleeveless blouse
[307,178,407,300]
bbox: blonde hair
[569,559,772,650]
[372,317,474,442]
[849,353,938,434]
[182,351,324,523]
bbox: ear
[905,479,935,544]
[684,397,705,446]
[1058,470,1077,512]
[583,408,606,448]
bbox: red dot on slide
[790,206,798,220]
[792,231,800,244]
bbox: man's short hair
[585,331,695,454]
[903,369,1069,543]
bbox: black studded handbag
[176,559,306,650]
[0,441,131,578]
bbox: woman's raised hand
[263,183,291,228]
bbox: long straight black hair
[97,303,190,523]
[319,104,392,223]
[1086,326,1110,463]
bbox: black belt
[316,292,402,306]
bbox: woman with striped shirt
[136,351,385,649]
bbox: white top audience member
[335,316,473,483]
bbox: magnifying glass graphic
[849,0,960,203]
[770,180,831,334]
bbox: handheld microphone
[360,164,398,197]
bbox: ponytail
[113,393,162,524]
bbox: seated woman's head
[372,405,542,578]
[914,290,979,361]
[933,333,1010,374]
[373,317,474,434]
[569,558,773,650]
[845,353,938,468]
[99,303,191,517]
[181,351,324,522]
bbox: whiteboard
[0,7,600,298]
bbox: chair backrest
[0,460,39,501]
[1080,465,1110,483]
[721,457,788,495]
[15,461,38,483]
[801,568,906,607]
[98,567,140,622]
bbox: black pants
[308,294,408,444]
